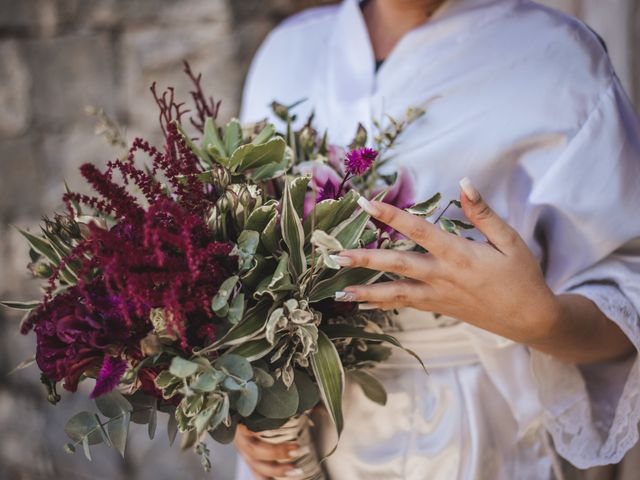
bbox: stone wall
[0,1,638,479]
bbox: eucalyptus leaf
[256,378,299,419]
[215,354,253,381]
[108,411,130,457]
[227,294,246,325]
[209,414,238,444]
[95,390,133,418]
[191,371,224,392]
[64,412,103,445]
[236,381,259,417]
[169,357,200,378]
[294,370,321,413]
[253,367,275,388]
[211,275,239,313]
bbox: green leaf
[238,229,260,257]
[227,294,245,325]
[236,381,259,417]
[209,414,238,444]
[17,228,60,266]
[261,210,281,255]
[215,354,253,381]
[167,413,178,446]
[438,218,458,235]
[451,219,474,230]
[209,395,230,431]
[148,400,158,440]
[303,190,359,237]
[191,371,224,392]
[252,123,276,145]
[211,275,239,313]
[0,300,40,311]
[310,331,344,442]
[322,325,427,374]
[64,412,103,445]
[349,370,387,406]
[223,119,242,154]
[253,367,275,388]
[249,145,293,181]
[155,371,178,388]
[333,191,386,249]
[234,137,287,172]
[108,411,130,457]
[281,179,306,278]
[176,123,211,166]
[245,203,277,232]
[256,378,299,419]
[290,175,311,219]
[242,415,289,432]
[95,390,133,418]
[169,357,200,378]
[203,117,227,164]
[202,300,271,350]
[294,370,321,413]
[228,338,273,362]
[406,193,442,217]
[82,436,92,461]
[308,268,383,302]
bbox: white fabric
[238,0,640,477]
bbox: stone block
[0,41,31,138]
[0,137,43,220]
[25,34,117,131]
[120,22,242,136]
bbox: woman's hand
[333,177,562,346]
[333,177,634,364]
[234,424,306,479]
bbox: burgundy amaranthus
[22,69,237,399]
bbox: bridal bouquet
[2,64,447,475]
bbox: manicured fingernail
[329,254,354,267]
[357,196,380,216]
[335,291,357,302]
[289,445,311,458]
[459,177,480,203]
[286,468,305,477]
[358,303,378,311]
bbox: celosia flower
[91,356,128,399]
[29,286,135,393]
[344,147,378,176]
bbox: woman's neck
[362,0,447,61]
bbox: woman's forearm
[528,293,635,364]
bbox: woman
[235,0,640,478]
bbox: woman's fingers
[337,279,430,306]
[235,429,299,462]
[357,197,459,257]
[330,249,436,280]
[245,458,303,479]
[459,177,524,254]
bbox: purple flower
[344,147,378,176]
[317,179,337,202]
[91,356,128,399]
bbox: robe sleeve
[526,76,640,469]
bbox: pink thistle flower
[344,147,378,176]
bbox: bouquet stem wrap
[257,412,325,480]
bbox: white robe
[237,0,640,478]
